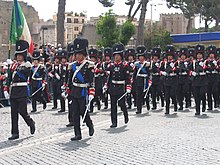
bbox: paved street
[1,101,220,165]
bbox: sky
[21,0,202,28]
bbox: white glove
[192,71,197,76]
[55,73,60,80]
[130,63,134,68]
[155,63,159,67]
[103,84,108,93]
[88,95,94,101]
[199,62,204,67]
[48,72,54,78]
[4,91,9,99]
[213,60,217,66]
[184,62,188,67]
[170,62,174,68]
[6,59,13,65]
[161,71,167,76]
[61,85,66,90]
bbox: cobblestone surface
[1,101,220,164]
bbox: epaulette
[20,61,32,68]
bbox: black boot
[8,134,19,140]
[43,103,47,110]
[30,121,36,135]
[110,124,117,128]
[88,124,94,136]
[31,109,37,113]
[71,135,82,141]
[66,122,74,127]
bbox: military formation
[2,37,220,141]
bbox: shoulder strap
[72,60,88,83]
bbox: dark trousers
[193,86,206,114]
[177,83,189,109]
[207,82,218,109]
[52,84,65,111]
[164,85,177,113]
[32,88,47,111]
[127,89,136,108]
[90,95,101,112]
[68,98,74,123]
[71,97,93,136]
[10,98,34,135]
[151,83,164,109]
[136,86,145,113]
[110,94,128,125]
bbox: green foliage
[96,10,119,47]
[144,25,173,51]
[119,20,136,45]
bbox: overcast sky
[21,0,201,28]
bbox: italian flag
[10,0,34,55]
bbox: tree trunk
[136,0,148,46]
[186,18,192,33]
[57,0,66,47]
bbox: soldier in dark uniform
[30,51,47,112]
[66,44,75,127]
[205,45,218,110]
[133,46,150,114]
[160,45,178,115]
[104,43,130,128]
[5,40,35,140]
[150,48,164,110]
[88,48,102,112]
[125,48,136,109]
[58,50,68,113]
[103,47,112,109]
[48,52,63,111]
[189,44,207,115]
[216,48,220,107]
[176,48,191,110]
[67,38,95,140]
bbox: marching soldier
[66,44,75,127]
[5,40,35,140]
[217,48,220,107]
[103,47,112,109]
[150,48,164,110]
[125,48,136,109]
[133,46,150,114]
[48,52,63,111]
[160,45,178,115]
[176,48,191,110]
[67,38,95,140]
[88,48,102,112]
[189,44,207,115]
[103,43,130,128]
[205,46,218,110]
[30,51,47,112]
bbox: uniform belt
[112,80,125,85]
[167,73,177,76]
[196,72,206,76]
[137,73,148,77]
[12,82,28,87]
[94,73,104,77]
[32,78,42,81]
[72,82,89,88]
[206,71,218,74]
[152,73,160,76]
[179,72,188,76]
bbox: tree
[96,10,119,47]
[144,23,172,50]
[119,20,136,45]
[57,0,66,47]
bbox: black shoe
[52,107,57,109]
[152,107,156,110]
[202,108,206,112]
[43,103,47,110]
[127,106,131,110]
[58,110,65,113]
[124,116,129,124]
[195,112,200,116]
[110,124,117,128]
[30,121,35,135]
[164,112,169,115]
[147,104,150,111]
[89,125,94,136]
[8,134,19,140]
[207,108,212,111]
[104,106,108,109]
[136,111,141,114]
[71,135,82,141]
[31,110,37,113]
[66,123,74,127]
[178,107,183,111]
[97,104,101,110]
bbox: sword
[30,85,44,98]
[117,92,128,105]
[144,84,152,99]
[81,99,92,127]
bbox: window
[67,18,72,23]
[74,18,79,23]
[74,26,79,31]
[82,19,85,24]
